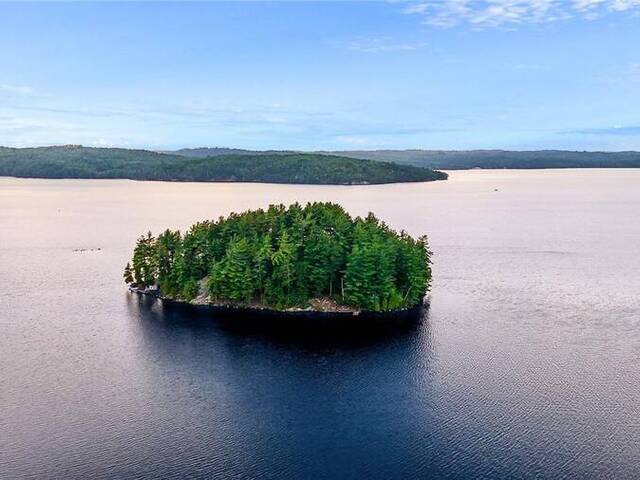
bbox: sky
[0,1,639,151]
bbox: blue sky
[1,1,639,151]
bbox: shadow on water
[125,293,431,352]
[121,294,440,479]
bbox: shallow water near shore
[2,170,640,479]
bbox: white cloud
[609,0,640,10]
[0,115,139,148]
[597,61,640,84]
[334,135,376,145]
[403,0,640,28]
[93,138,112,147]
[0,117,72,132]
[347,38,428,53]
[0,84,34,95]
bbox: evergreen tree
[304,229,344,297]
[155,229,181,296]
[123,262,134,285]
[254,234,274,302]
[132,232,157,287]
[269,231,296,307]
[344,243,379,310]
[208,238,255,304]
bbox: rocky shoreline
[128,286,428,326]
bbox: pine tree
[123,262,134,285]
[270,231,296,307]
[132,232,157,288]
[254,234,273,302]
[155,229,181,296]
[208,238,255,304]
[344,243,378,310]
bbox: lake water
[2,170,640,479]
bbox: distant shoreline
[4,145,640,186]
[172,147,640,170]
[0,146,448,186]
[0,174,448,186]
[2,167,638,189]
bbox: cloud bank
[403,0,640,28]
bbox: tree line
[0,145,447,185]
[124,202,432,312]
[327,149,640,170]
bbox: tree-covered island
[124,202,432,312]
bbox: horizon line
[2,144,640,154]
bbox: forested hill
[325,149,640,170]
[171,147,290,157]
[171,147,640,170]
[0,146,447,185]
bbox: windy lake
[1,169,639,479]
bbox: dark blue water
[2,172,640,479]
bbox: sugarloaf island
[124,202,432,319]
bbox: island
[0,145,447,185]
[124,202,432,321]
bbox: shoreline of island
[129,285,428,324]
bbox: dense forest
[5,145,637,182]
[172,147,640,169]
[325,149,640,170]
[124,202,432,312]
[0,145,446,184]
[171,147,288,157]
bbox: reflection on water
[127,293,429,349]
[122,294,437,480]
[2,171,640,479]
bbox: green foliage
[175,146,640,169]
[123,262,134,284]
[131,232,157,288]
[208,238,255,304]
[181,279,199,301]
[0,145,447,185]
[327,149,640,170]
[125,202,433,311]
[154,229,182,297]
[269,231,298,308]
[343,216,404,311]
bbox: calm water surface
[1,170,639,479]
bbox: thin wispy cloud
[334,136,376,146]
[2,3,639,150]
[596,61,640,85]
[562,125,640,135]
[0,84,34,96]
[2,97,338,128]
[0,116,73,132]
[0,114,140,148]
[347,38,428,53]
[403,0,640,28]
[334,126,462,147]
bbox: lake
[1,170,639,479]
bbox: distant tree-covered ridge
[171,147,290,157]
[172,147,640,170]
[0,145,447,185]
[124,202,432,312]
[324,149,640,170]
